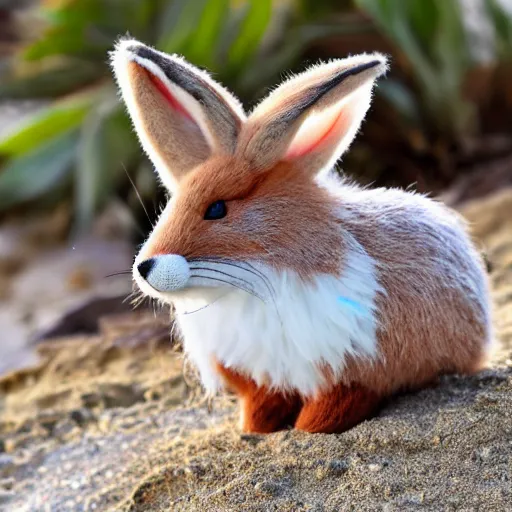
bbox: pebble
[70,480,81,490]
[254,480,281,496]
[70,408,96,426]
[38,412,62,431]
[480,447,492,460]
[0,489,15,504]
[0,454,14,475]
[328,460,349,475]
[52,420,77,438]
[315,459,349,480]
[253,477,291,497]
[81,392,102,409]
[2,439,16,454]
[240,434,264,446]
[98,383,145,408]
[0,477,14,490]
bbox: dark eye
[204,200,227,220]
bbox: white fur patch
[173,239,383,397]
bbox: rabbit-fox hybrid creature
[111,39,493,434]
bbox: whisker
[104,271,132,278]
[170,316,179,344]
[187,257,283,326]
[239,261,276,291]
[227,260,284,328]
[194,257,269,285]
[183,290,231,315]
[122,291,135,304]
[188,257,276,300]
[188,257,283,321]
[189,266,259,294]
[227,260,277,301]
[189,274,265,303]
[129,291,147,308]
[122,163,153,228]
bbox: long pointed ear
[110,39,246,192]
[237,54,387,175]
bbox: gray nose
[136,254,190,292]
[137,258,155,280]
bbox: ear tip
[316,53,389,82]
[109,37,145,65]
[109,38,184,76]
[367,52,390,77]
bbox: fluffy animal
[111,39,493,434]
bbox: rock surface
[1,188,512,511]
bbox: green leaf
[227,0,272,71]
[0,131,78,210]
[24,0,107,61]
[485,0,512,60]
[235,20,371,99]
[0,92,99,157]
[406,0,439,55]
[355,0,470,137]
[185,0,230,68]
[157,0,209,54]
[355,0,433,82]
[0,62,102,99]
[24,28,92,61]
[45,0,103,26]
[75,101,140,230]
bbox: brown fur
[238,61,385,172]
[142,158,345,279]
[216,364,302,433]
[340,220,489,396]
[217,363,380,434]
[295,382,381,434]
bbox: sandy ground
[0,205,134,374]
[0,188,512,511]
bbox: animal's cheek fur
[141,197,345,278]
[136,206,267,271]
[227,196,345,276]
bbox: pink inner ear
[146,70,194,122]
[284,104,352,160]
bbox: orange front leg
[216,363,302,433]
[295,382,381,434]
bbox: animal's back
[330,180,493,394]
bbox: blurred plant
[485,0,512,61]
[356,0,473,138]
[0,0,290,231]
[348,0,512,193]
[1,0,512,227]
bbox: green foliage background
[0,0,511,232]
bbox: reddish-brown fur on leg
[295,383,381,434]
[241,386,302,434]
[216,364,302,433]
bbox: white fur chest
[173,241,383,397]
